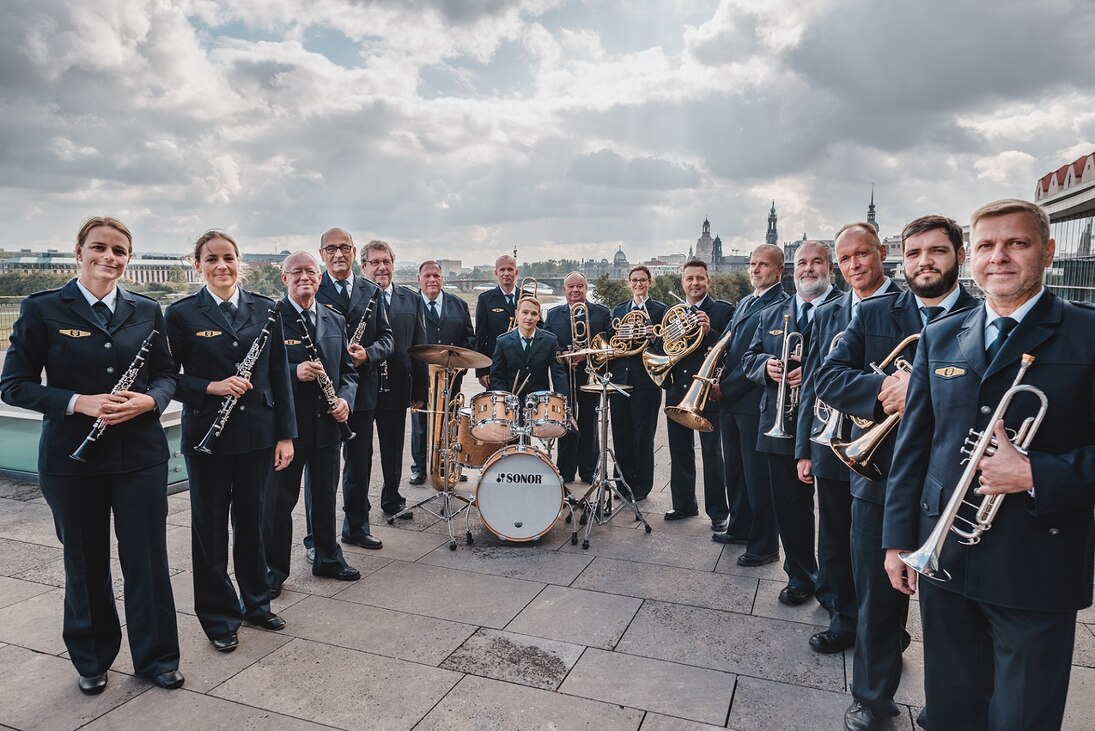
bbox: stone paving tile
[110,611,293,693]
[415,674,644,730]
[728,676,913,731]
[750,578,830,628]
[339,523,451,562]
[337,560,544,629]
[1064,664,1095,731]
[0,536,63,576]
[83,688,330,730]
[278,550,392,598]
[712,543,788,583]
[0,589,71,655]
[571,556,757,614]
[892,640,926,709]
[560,647,736,726]
[418,541,593,584]
[617,601,845,692]
[13,556,182,599]
[276,594,476,666]
[558,522,723,572]
[0,499,60,548]
[440,627,584,690]
[0,574,53,610]
[211,637,462,730]
[1077,602,1095,626]
[0,480,43,502]
[505,585,642,649]
[1073,623,1095,668]
[0,644,149,731]
[639,713,728,731]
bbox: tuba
[665,328,733,432]
[810,331,847,446]
[642,292,705,387]
[829,334,920,480]
[424,363,464,490]
[900,354,1048,581]
[764,313,803,439]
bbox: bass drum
[475,446,564,542]
[454,408,505,468]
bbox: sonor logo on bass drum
[495,472,544,484]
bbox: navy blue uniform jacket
[545,302,612,390]
[1,280,176,476]
[165,288,296,454]
[316,273,394,412]
[883,292,1095,612]
[659,296,734,406]
[718,286,789,416]
[489,329,569,399]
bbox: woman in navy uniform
[0,216,184,694]
[165,230,296,653]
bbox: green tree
[0,271,70,296]
[591,274,629,308]
[242,262,286,298]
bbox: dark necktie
[428,299,439,321]
[219,301,237,322]
[522,336,532,351]
[986,317,1017,362]
[921,305,944,324]
[336,279,351,309]
[796,302,813,334]
[506,293,514,309]
[92,301,111,327]
[303,309,317,340]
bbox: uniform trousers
[339,407,375,539]
[609,387,660,498]
[717,409,762,540]
[40,463,179,678]
[815,476,855,636]
[666,408,727,521]
[762,451,816,591]
[558,390,599,483]
[372,407,410,512]
[186,449,273,640]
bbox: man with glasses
[608,265,667,500]
[360,241,427,505]
[315,229,393,550]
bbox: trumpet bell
[665,405,714,432]
[898,546,951,583]
[829,435,884,481]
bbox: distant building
[436,259,462,277]
[867,186,879,232]
[579,247,630,281]
[1036,150,1095,302]
[766,201,779,246]
[0,251,198,285]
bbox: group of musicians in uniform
[2,199,1091,731]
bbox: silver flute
[195,303,282,454]
[70,329,159,462]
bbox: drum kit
[398,342,651,550]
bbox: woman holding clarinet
[0,216,183,694]
[165,230,296,654]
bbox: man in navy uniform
[315,228,393,550]
[742,241,840,605]
[883,200,1094,731]
[268,252,360,592]
[608,265,667,500]
[794,224,893,655]
[490,296,569,401]
[545,272,612,485]
[714,244,788,559]
[660,259,733,527]
[817,215,976,731]
[410,260,476,480]
[360,240,427,508]
[475,254,522,387]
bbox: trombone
[506,277,540,331]
[764,313,803,439]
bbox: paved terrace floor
[1,409,1093,730]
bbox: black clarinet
[297,312,356,442]
[195,302,282,454]
[349,286,382,346]
[70,329,158,462]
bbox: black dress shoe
[153,669,185,690]
[737,551,779,566]
[778,585,814,606]
[915,707,928,729]
[78,672,108,695]
[409,472,425,485]
[342,533,383,549]
[844,700,882,731]
[212,633,238,653]
[809,629,855,653]
[247,612,286,631]
[314,565,361,581]
[901,628,912,652]
[664,508,699,521]
[269,584,282,600]
[712,531,748,545]
[304,547,315,563]
[710,518,728,532]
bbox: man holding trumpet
[881,200,1095,731]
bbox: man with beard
[743,241,841,605]
[794,224,894,655]
[817,215,977,731]
[475,255,522,387]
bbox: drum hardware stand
[575,370,652,549]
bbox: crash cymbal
[557,347,613,360]
[408,344,492,370]
[580,382,632,393]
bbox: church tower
[695,217,714,262]
[867,185,879,232]
[766,200,778,245]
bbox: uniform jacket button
[239,405,246,411]
[980,405,991,415]
[922,501,930,511]
[233,341,239,347]
[1049,528,1060,536]
[104,342,112,349]
[106,366,114,374]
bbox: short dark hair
[193,230,239,260]
[627,264,652,280]
[76,216,132,253]
[901,215,964,254]
[681,258,708,272]
[419,260,441,273]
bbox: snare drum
[526,390,568,438]
[476,446,564,541]
[454,408,504,468]
[470,391,519,442]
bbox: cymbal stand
[388,354,470,551]
[578,369,652,549]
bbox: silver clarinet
[195,302,282,454]
[298,312,356,442]
[70,329,159,462]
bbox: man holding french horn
[881,200,1095,731]
[816,216,976,731]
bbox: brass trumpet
[665,328,733,432]
[642,292,705,387]
[810,331,846,446]
[829,333,920,480]
[900,354,1048,581]
[764,313,803,439]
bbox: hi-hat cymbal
[558,347,613,360]
[408,344,492,369]
[580,382,632,393]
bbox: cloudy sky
[2,0,1093,265]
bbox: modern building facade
[1036,151,1095,302]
